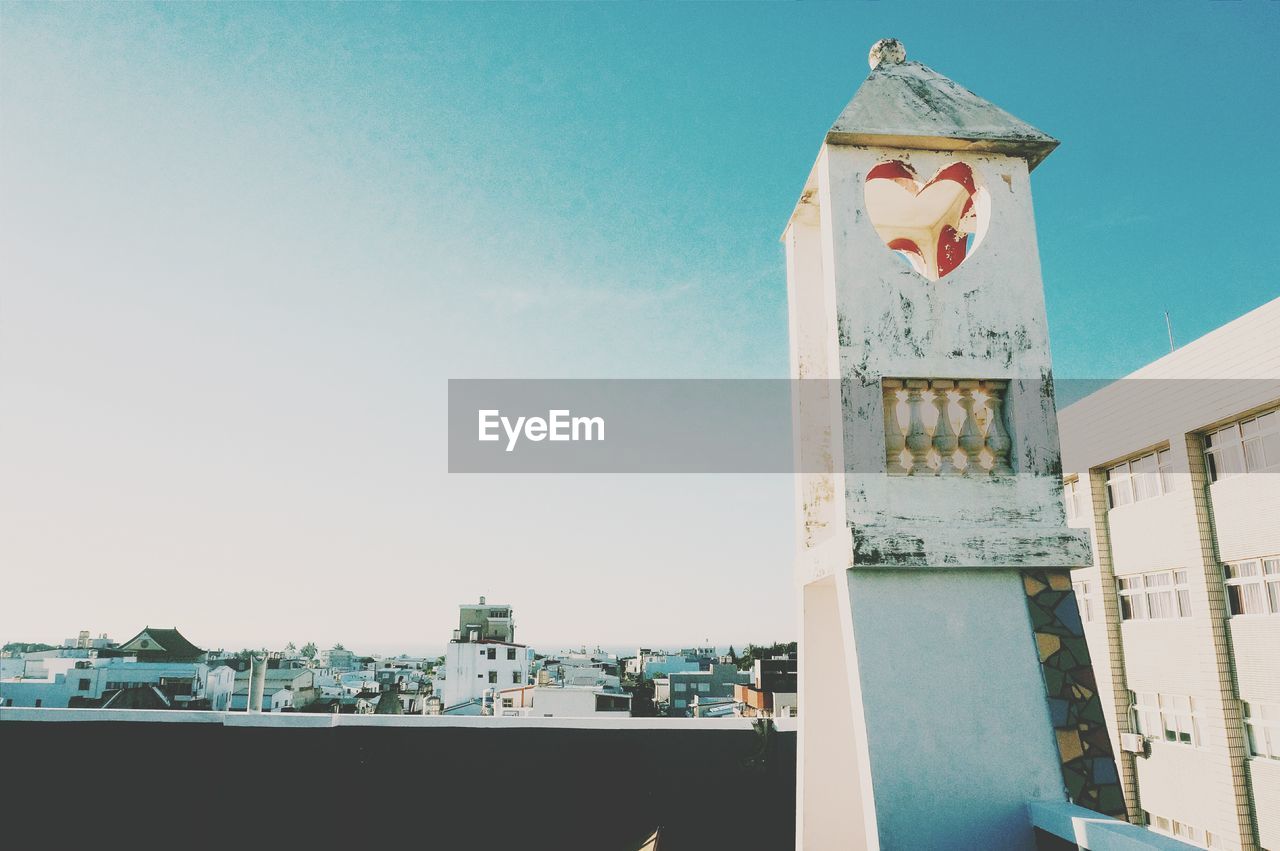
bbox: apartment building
[439,597,533,711]
[1060,297,1280,851]
[667,664,748,717]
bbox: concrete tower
[785,40,1124,849]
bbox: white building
[438,597,533,711]
[62,630,114,649]
[0,657,234,710]
[229,667,317,711]
[1060,296,1280,851]
[440,640,533,710]
[495,684,631,718]
[636,652,700,680]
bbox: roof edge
[823,130,1060,172]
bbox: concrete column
[797,574,877,851]
[1087,467,1143,823]
[1181,434,1259,851]
[249,655,266,713]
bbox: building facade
[1060,297,1280,851]
[0,657,234,710]
[667,665,748,717]
[439,598,533,711]
[495,684,631,717]
[455,596,515,643]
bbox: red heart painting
[864,161,984,280]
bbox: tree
[301,642,318,660]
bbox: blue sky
[2,3,1277,651]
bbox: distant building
[652,677,670,708]
[495,684,631,718]
[637,652,700,680]
[230,668,318,711]
[667,665,749,717]
[325,647,357,672]
[0,657,233,710]
[116,627,207,663]
[455,596,515,643]
[537,653,620,690]
[440,597,533,711]
[62,630,114,650]
[734,656,798,718]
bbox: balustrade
[880,378,1014,477]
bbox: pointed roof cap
[827,39,1059,170]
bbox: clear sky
[2,3,1277,654]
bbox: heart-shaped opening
[864,161,989,281]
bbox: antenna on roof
[1164,310,1176,353]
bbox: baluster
[956,380,985,477]
[883,379,908,476]
[929,380,958,476]
[984,380,1013,475]
[904,380,932,476]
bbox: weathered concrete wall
[847,568,1067,850]
[788,141,1089,578]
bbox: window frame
[1223,557,1280,617]
[1117,569,1192,621]
[1064,478,1085,522]
[1132,691,1200,747]
[1244,701,1280,760]
[1073,579,1097,624]
[1205,409,1280,482]
[1106,449,1178,508]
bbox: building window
[511,671,520,684]
[78,678,90,691]
[487,671,497,684]
[1159,694,1198,745]
[486,648,496,660]
[1063,478,1086,522]
[1132,692,1160,738]
[1132,692,1199,746]
[1244,702,1280,760]
[673,683,686,693]
[1106,449,1177,508]
[673,699,685,709]
[1224,558,1280,616]
[1073,579,1097,623]
[1145,812,1237,850]
[502,697,514,708]
[507,648,516,661]
[697,683,710,693]
[34,699,41,707]
[1117,569,1191,620]
[1205,409,1280,482]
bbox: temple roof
[827,40,1059,171]
[117,626,206,661]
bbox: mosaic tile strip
[1022,569,1126,817]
